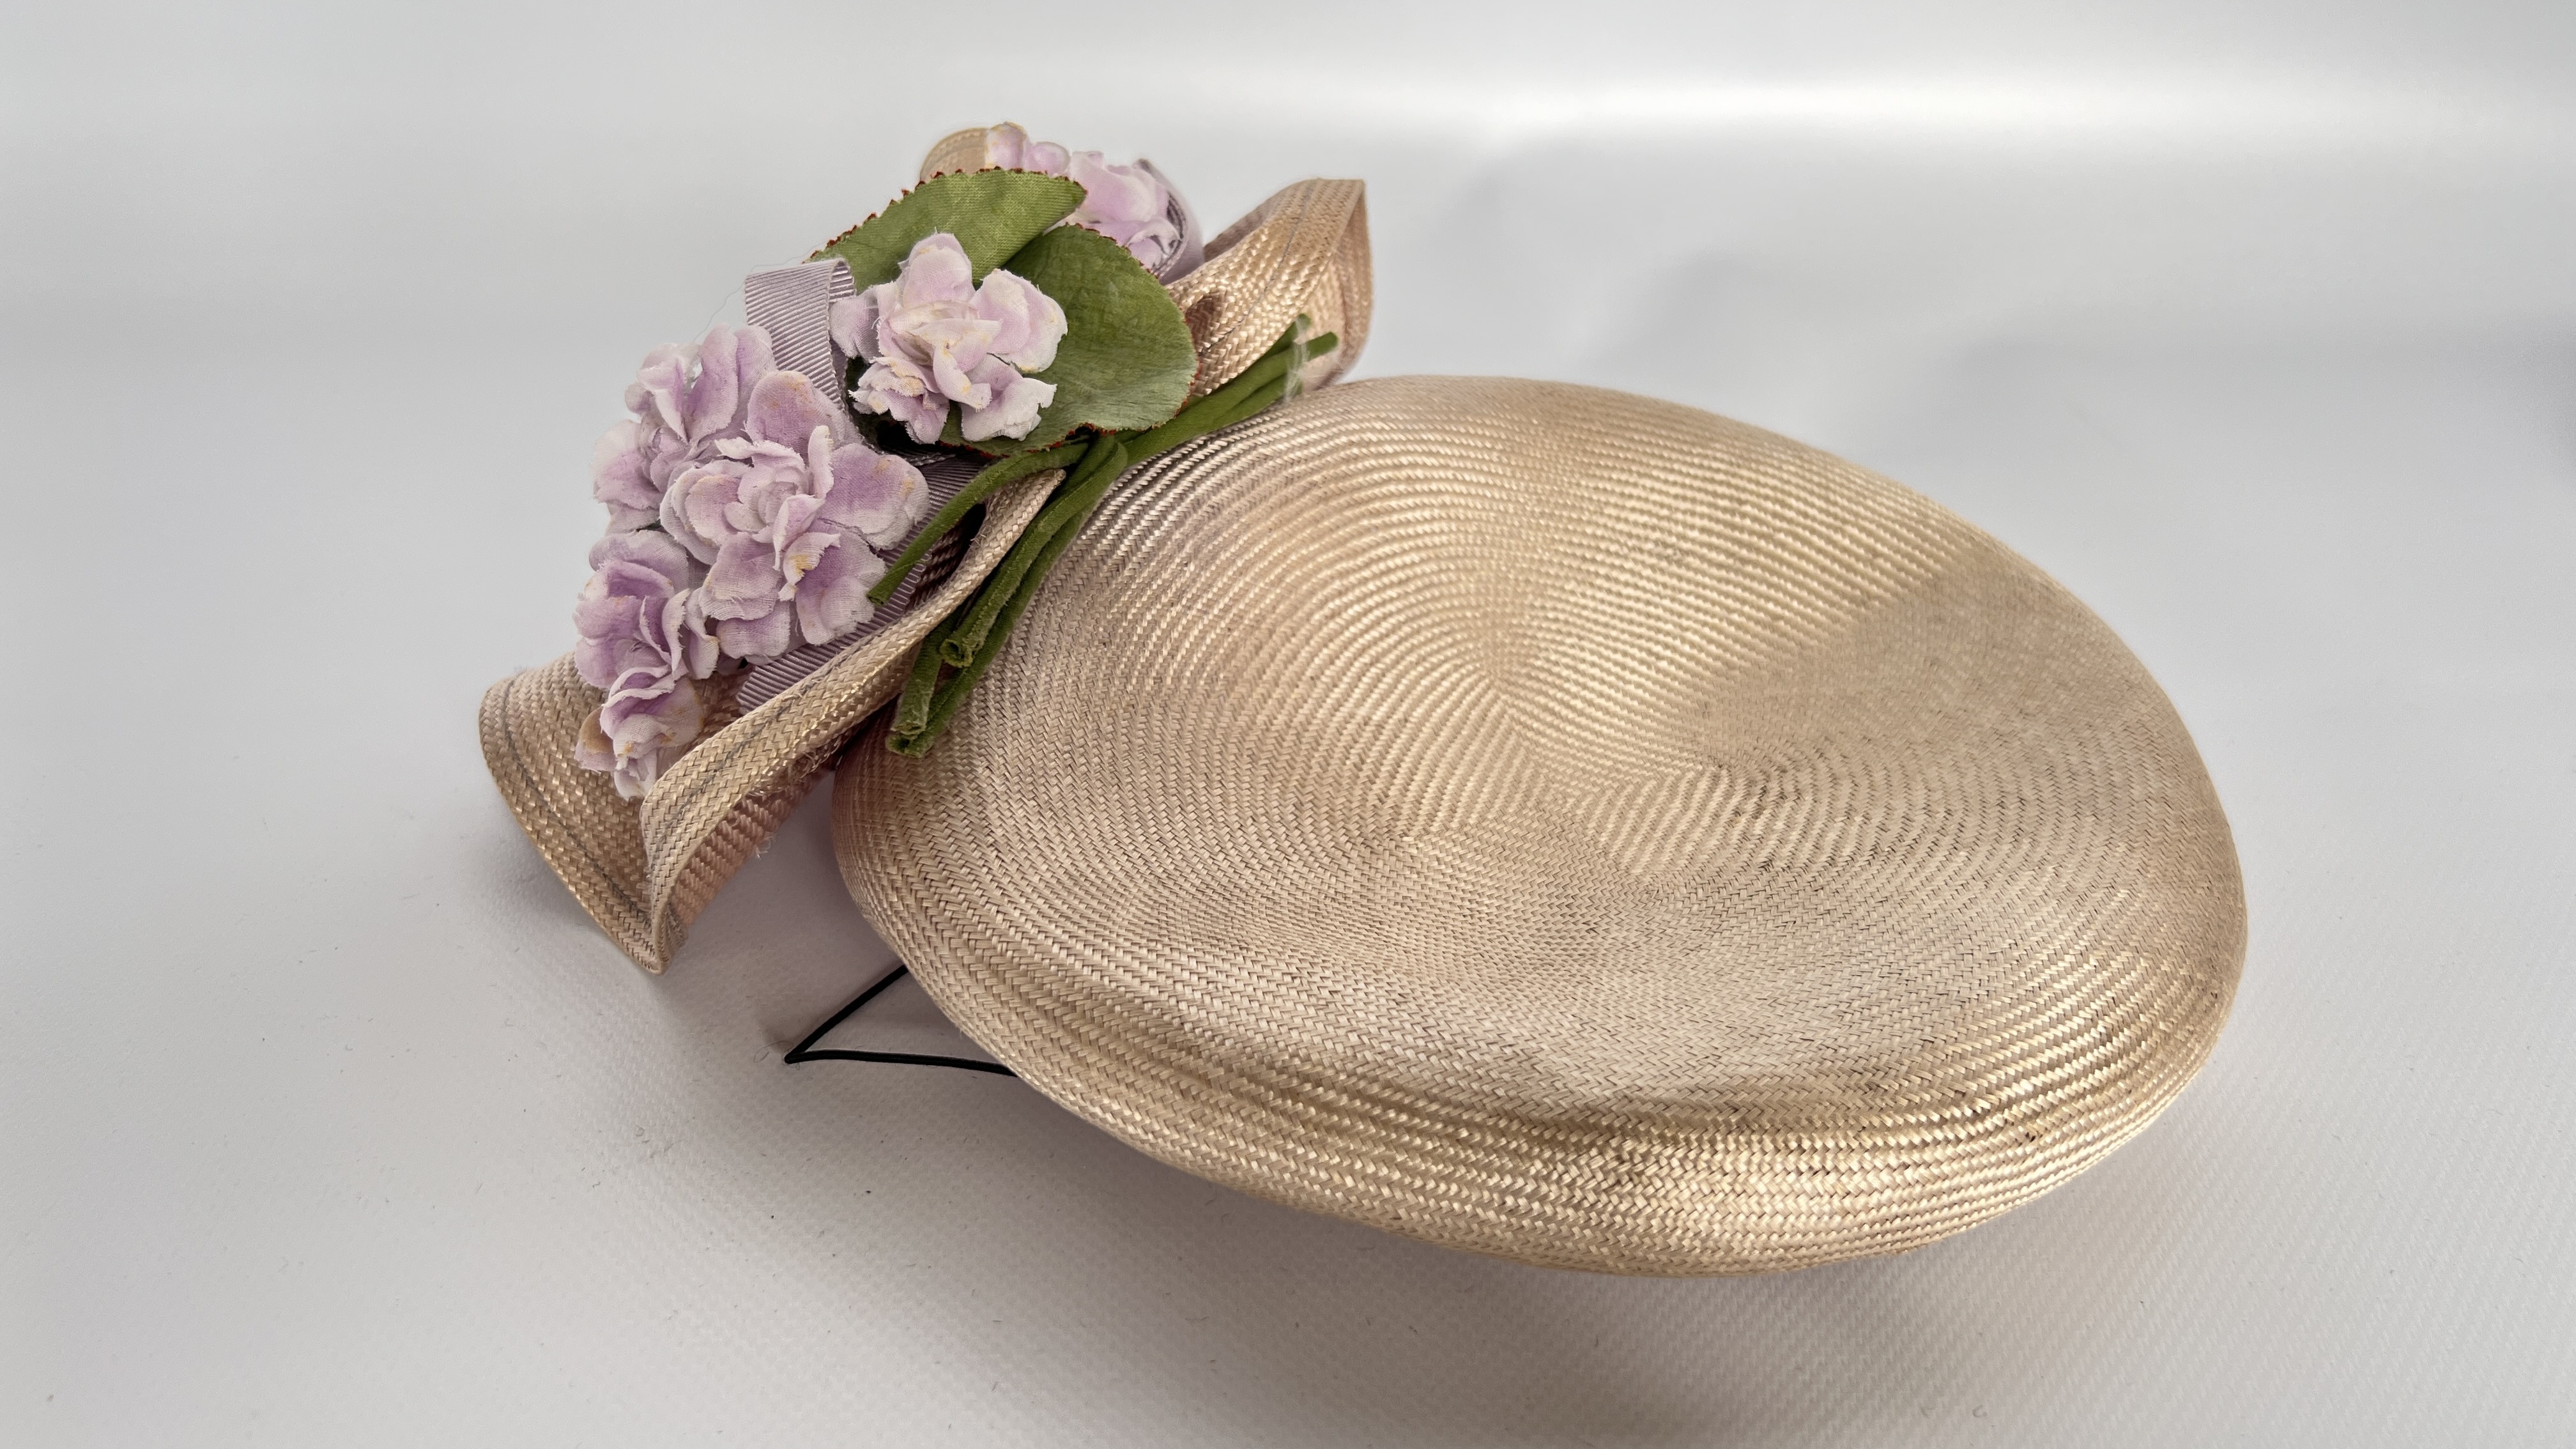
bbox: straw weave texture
[1167,180,1370,399]
[477,658,742,965]
[834,376,2245,1275]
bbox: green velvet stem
[1207,355,1311,431]
[867,447,1071,606]
[887,606,963,749]
[1123,356,1284,452]
[1122,329,1335,459]
[939,434,1129,668]
[890,461,1107,758]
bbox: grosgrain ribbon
[742,259,855,402]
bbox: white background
[6,1,2573,1443]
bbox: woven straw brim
[834,376,2246,1275]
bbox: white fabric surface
[4,1,2572,1443]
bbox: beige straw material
[480,177,1372,970]
[834,376,2246,1275]
[478,658,746,965]
[916,126,997,184]
[1167,179,1370,397]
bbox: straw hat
[484,155,2242,1275]
[833,372,2243,1273]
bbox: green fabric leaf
[955,225,1199,456]
[809,170,1085,288]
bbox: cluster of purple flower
[574,328,933,798]
[568,124,1188,797]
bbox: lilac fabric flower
[569,532,721,799]
[663,371,924,658]
[1063,151,1185,273]
[976,121,1069,177]
[574,655,707,801]
[832,233,1065,445]
[590,325,776,530]
[570,330,935,791]
[956,124,1195,275]
[571,530,715,692]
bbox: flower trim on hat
[565,126,1333,796]
[836,233,1066,445]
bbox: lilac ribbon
[744,259,856,405]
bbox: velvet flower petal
[590,324,776,530]
[590,422,669,532]
[680,387,921,655]
[576,661,707,799]
[792,531,887,644]
[658,458,747,565]
[828,295,876,362]
[817,442,931,549]
[958,358,1057,443]
[850,356,948,444]
[976,121,1071,176]
[970,267,1066,373]
[744,368,847,452]
[572,530,707,691]
[1064,151,1182,270]
[845,233,1064,443]
[573,586,717,799]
